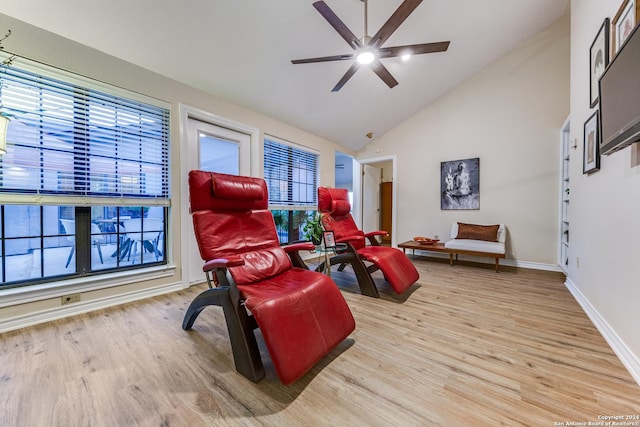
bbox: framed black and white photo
[440,157,480,210]
[322,230,336,248]
[583,111,600,174]
[590,18,610,107]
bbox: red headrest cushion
[189,170,268,213]
[331,200,351,216]
[318,187,350,212]
[212,174,265,201]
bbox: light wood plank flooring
[1,258,639,426]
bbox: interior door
[362,165,381,234]
[380,181,392,243]
[184,118,251,286]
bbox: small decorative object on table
[322,230,336,248]
[413,236,439,245]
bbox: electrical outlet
[434,234,439,240]
[576,257,580,268]
[61,293,81,305]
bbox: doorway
[362,164,381,234]
[179,105,259,287]
[354,155,397,247]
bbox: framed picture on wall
[440,158,480,210]
[583,111,600,174]
[590,18,610,107]
[612,0,640,55]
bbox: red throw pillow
[456,222,499,242]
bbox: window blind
[263,136,318,209]
[0,55,170,206]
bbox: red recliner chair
[183,171,355,384]
[318,187,419,298]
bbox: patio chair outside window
[122,218,163,264]
[59,219,105,268]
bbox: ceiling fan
[291,0,450,92]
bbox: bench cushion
[444,238,505,255]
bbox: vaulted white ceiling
[2,0,569,151]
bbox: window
[263,136,319,244]
[0,54,170,288]
[199,134,239,175]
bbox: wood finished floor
[1,258,639,426]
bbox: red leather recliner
[318,187,419,298]
[183,171,355,384]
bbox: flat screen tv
[599,22,640,155]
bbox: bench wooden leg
[446,249,503,272]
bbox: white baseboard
[502,259,563,272]
[565,278,640,387]
[408,249,562,272]
[0,281,184,334]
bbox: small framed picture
[322,230,336,248]
[583,111,600,174]
[590,18,610,107]
[612,0,640,55]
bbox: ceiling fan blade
[313,1,363,50]
[292,53,354,64]
[369,60,399,89]
[332,63,360,92]
[369,0,423,48]
[377,41,450,58]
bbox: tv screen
[599,23,640,155]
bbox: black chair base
[182,286,265,383]
[317,246,380,298]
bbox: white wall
[567,0,640,383]
[358,14,570,266]
[0,13,350,326]
[378,161,393,183]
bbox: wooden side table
[314,243,347,278]
[398,241,447,255]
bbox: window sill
[0,264,177,308]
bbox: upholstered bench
[444,223,506,272]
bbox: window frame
[263,135,320,244]
[0,53,171,289]
[263,135,319,210]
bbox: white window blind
[0,55,170,206]
[263,136,318,209]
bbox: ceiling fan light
[357,51,375,65]
[401,53,412,61]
